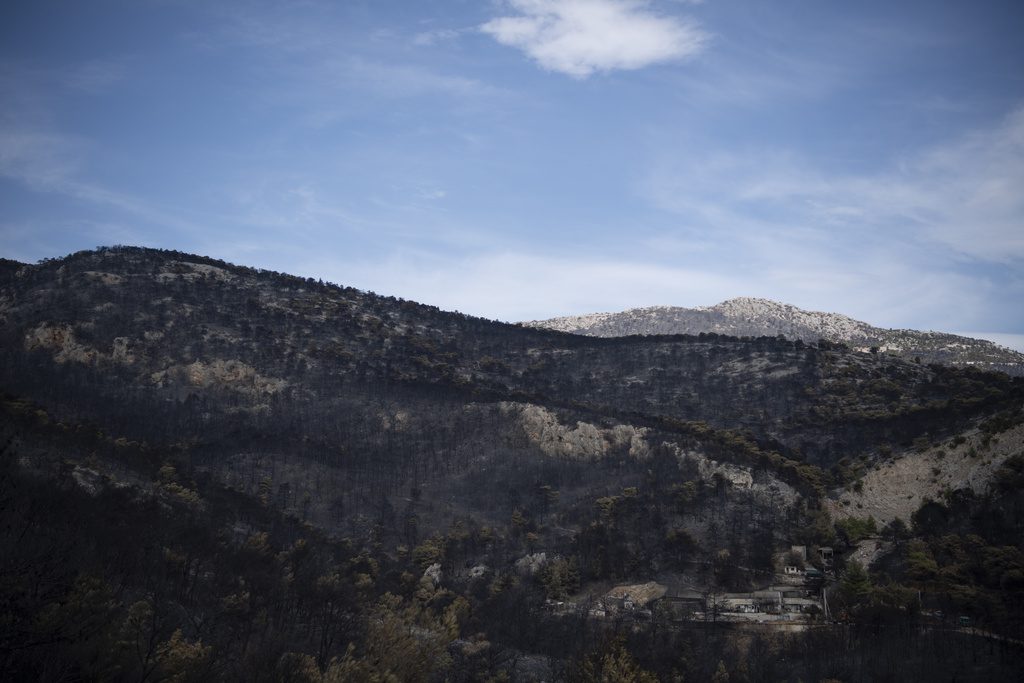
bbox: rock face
[830,422,1024,525]
[24,323,99,364]
[691,451,754,490]
[515,553,549,576]
[152,360,286,395]
[527,297,1024,376]
[423,563,443,585]
[506,402,649,460]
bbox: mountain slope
[3,247,1024,680]
[527,297,1024,376]
[2,246,1021,559]
[3,248,1019,473]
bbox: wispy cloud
[308,250,738,321]
[64,59,129,93]
[294,245,1014,333]
[413,28,464,47]
[643,106,1024,263]
[481,0,708,78]
[186,2,332,53]
[183,6,510,127]
[0,125,214,240]
[339,58,506,100]
[632,106,1024,330]
[415,187,447,201]
[0,129,85,188]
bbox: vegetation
[2,247,1023,680]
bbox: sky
[1,0,1023,347]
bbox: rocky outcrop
[24,323,100,364]
[24,324,137,366]
[156,261,236,283]
[111,337,134,364]
[526,297,875,340]
[151,360,286,395]
[82,271,124,285]
[423,563,443,586]
[505,402,649,460]
[515,552,549,576]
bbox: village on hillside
[540,544,840,626]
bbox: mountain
[2,247,1023,681]
[526,297,1024,376]
[4,249,1017,470]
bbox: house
[782,597,820,614]
[783,565,803,575]
[752,590,783,614]
[649,586,826,622]
[716,595,757,614]
[655,592,705,621]
[818,547,834,567]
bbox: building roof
[605,582,668,606]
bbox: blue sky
[2,0,1023,346]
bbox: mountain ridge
[3,246,1020,476]
[526,296,1024,375]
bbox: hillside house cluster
[779,545,834,577]
[706,587,822,621]
[578,582,824,623]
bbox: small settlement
[552,545,833,625]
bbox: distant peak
[694,297,774,311]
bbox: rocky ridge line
[526,297,1024,375]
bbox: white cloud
[481,0,708,78]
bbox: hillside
[2,247,1023,681]
[527,297,1024,376]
